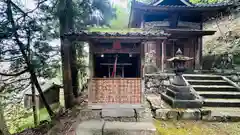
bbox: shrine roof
[150,0,193,6]
[64,28,170,40]
[164,28,216,36]
[133,1,233,11]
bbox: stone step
[187,80,230,86]
[161,93,202,108]
[193,85,238,92]
[204,99,240,107]
[198,91,240,99]
[192,85,235,88]
[201,107,240,121]
[104,121,156,135]
[166,88,195,100]
[183,75,223,80]
[75,120,156,135]
[101,108,139,122]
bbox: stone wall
[145,74,173,94]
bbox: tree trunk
[31,79,38,126]
[71,43,79,97]
[6,0,54,117]
[0,101,10,135]
[58,0,77,108]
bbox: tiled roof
[193,2,233,7]
[65,29,170,38]
[150,0,193,6]
[24,80,62,95]
[134,1,233,9]
[164,28,216,35]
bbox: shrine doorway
[94,53,140,78]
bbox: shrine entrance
[89,41,143,104]
[94,53,141,78]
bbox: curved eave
[164,29,216,38]
[133,1,233,12]
[151,0,194,6]
[64,31,170,41]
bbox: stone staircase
[184,74,240,107]
[75,104,156,135]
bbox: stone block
[166,110,179,120]
[200,109,211,121]
[103,117,137,122]
[75,120,104,135]
[174,92,195,100]
[102,108,135,117]
[155,109,171,120]
[78,109,102,121]
[173,100,202,108]
[169,85,191,93]
[103,122,156,135]
[181,109,201,120]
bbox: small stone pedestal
[161,49,202,108]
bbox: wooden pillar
[62,37,74,108]
[88,42,94,104]
[140,14,145,28]
[161,40,166,72]
[156,40,161,69]
[195,37,202,70]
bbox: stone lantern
[167,48,193,86]
[161,48,202,108]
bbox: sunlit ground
[154,119,240,135]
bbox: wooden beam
[88,42,95,103]
[100,63,132,66]
[195,37,201,69]
[169,12,179,28]
[72,36,167,41]
[161,40,166,72]
[141,13,145,28]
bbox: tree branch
[26,0,48,14]
[6,0,55,117]
[0,69,27,76]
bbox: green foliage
[110,4,130,29]
[4,103,29,133]
[4,103,60,134]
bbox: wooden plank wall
[143,39,199,70]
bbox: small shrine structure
[62,0,233,107]
[129,0,233,71]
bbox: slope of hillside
[203,10,240,55]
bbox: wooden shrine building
[63,0,232,107]
[129,0,232,70]
[65,30,169,107]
